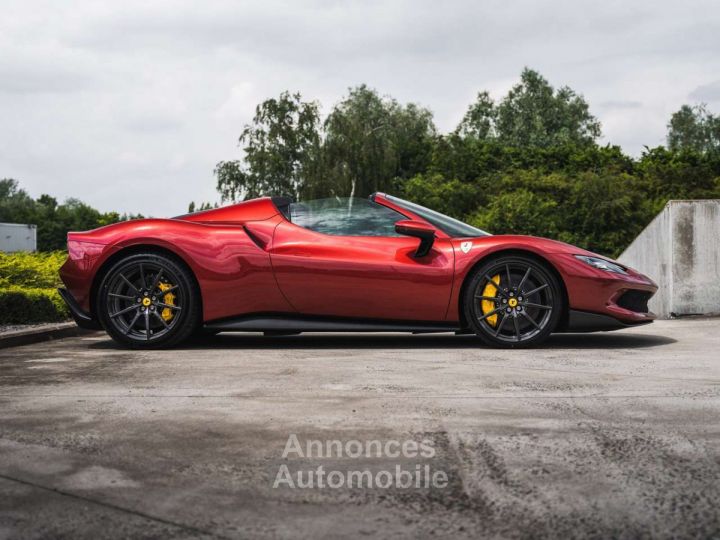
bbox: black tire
[463,255,562,348]
[97,252,201,349]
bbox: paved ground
[1,319,719,539]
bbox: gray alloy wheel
[464,255,562,348]
[97,253,200,349]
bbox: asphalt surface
[1,319,719,539]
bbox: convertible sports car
[58,193,657,349]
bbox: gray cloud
[1,0,719,216]
[689,80,720,103]
[597,101,643,110]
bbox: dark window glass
[289,198,404,237]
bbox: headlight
[574,255,627,274]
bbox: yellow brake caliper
[481,274,501,326]
[158,282,176,322]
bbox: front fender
[445,236,574,322]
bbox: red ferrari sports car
[58,193,657,348]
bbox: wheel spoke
[156,302,181,311]
[139,263,147,290]
[524,283,549,297]
[519,310,541,330]
[494,313,508,337]
[475,295,501,302]
[477,306,504,322]
[149,271,163,295]
[124,311,141,334]
[522,302,552,310]
[144,310,150,340]
[513,314,521,341]
[152,310,169,329]
[108,292,135,300]
[110,304,138,318]
[119,273,139,294]
[517,267,532,292]
[505,264,513,289]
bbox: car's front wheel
[464,255,562,348]
[97,252,200,348]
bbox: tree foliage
[457,68,601,147]
[0,179,140,251]
[216,85,435,202]
[209,70,716,257]
[5,69,715,260]
[321,85,436,199]
[667,104,720,154]
[215,92,322,202]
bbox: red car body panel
[59,194,658,330]
[61,213,293,321]
[271,221,455,321]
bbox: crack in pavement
[0,472,228,540]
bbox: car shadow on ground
[89,331,677,351]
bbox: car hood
[466,234,618,261]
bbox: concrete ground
[1,319,719,539]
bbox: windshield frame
[374,193,490,238]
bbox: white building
[0,222,37,252]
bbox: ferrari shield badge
[460,241,472,253]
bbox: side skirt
[204,314,459,334]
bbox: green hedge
[0,252,69,324]
[0,286,69,324]
[0,251,66,288]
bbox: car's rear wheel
[97,253,200,348]
[463,255,562,348]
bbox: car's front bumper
[549,253,658,331]
[565,309,653,332]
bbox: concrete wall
[0,222,37,253]
[619,200,720,318]
[619,205,672,317]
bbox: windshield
[382,194,490,238]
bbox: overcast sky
[1,0,720,216]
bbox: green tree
[208,75,720,259]
[187,201,218,213]
[463,170,653,257]
[667,104,720,154]
[457,68,601,148]
[321,85,436,199]
[468,188,560,239]
[455,91,496,139]
[637,146,720,207]
[0,179,136,251]
[402,175,481,218]
[0,179,36,224]
[215,91,322,202]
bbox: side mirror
[395,219,435,258]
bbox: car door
[269,197,455,321]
